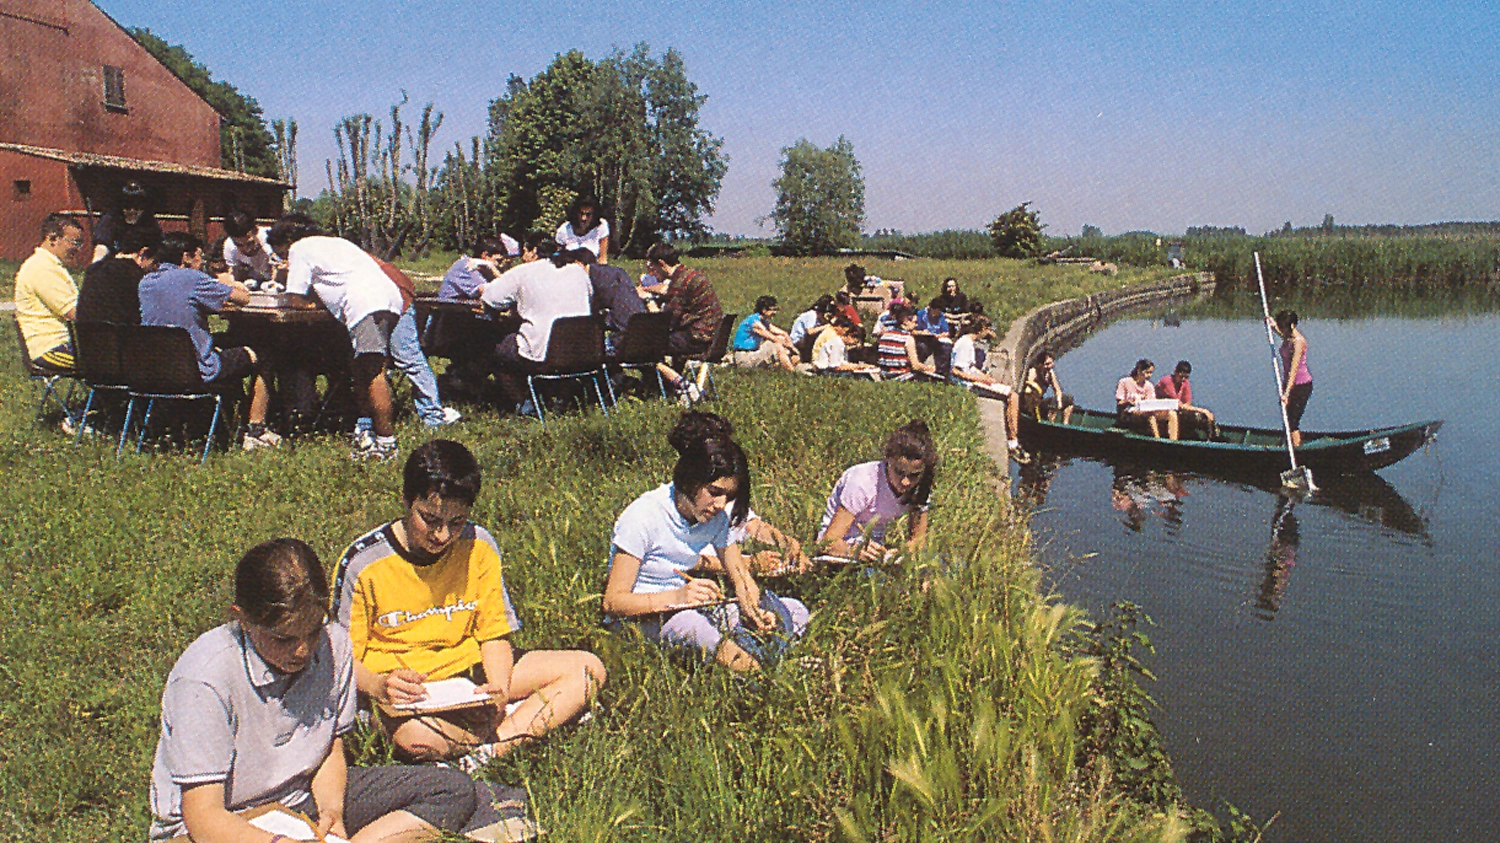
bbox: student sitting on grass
[788,294,833,361]
[731,295,799,371]
[603,414,809,671]
[333,440,606,772]
[949,315,1028,462]
[138,232,282,451]
[813,314,880,379]
[148,537,480,843]
[875,302,937,382]
[818,419,936,563]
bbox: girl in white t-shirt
[818,419,937,563]
[603,415,808,671]
[555,196,610,263]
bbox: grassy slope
[0,256,1189,841]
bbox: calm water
[1016,310,1500,843]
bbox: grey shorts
[349,311,399,357]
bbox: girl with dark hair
[731,295,799,370]
[1114,358,1179,439]
[555,196,610,263]
[148,538,483,842]
[818,420,937,562]
[1271,309,1313,447]
[931,277,971,315]
[603,416,809,671]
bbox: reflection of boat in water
[1018,407,1441,476]
[1016,453,1431,541]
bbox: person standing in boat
[1270,310,1312,447]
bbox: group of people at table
[144,410,936,841]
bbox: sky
[102,0,1500,237]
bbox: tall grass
[0,258,1205,841]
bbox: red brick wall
[0,152,81,264]
[0,0,221,166]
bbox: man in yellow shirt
[14,213,84,372]
[331,439,606,772]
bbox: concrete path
[0,302,14,312]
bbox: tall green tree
[770,136,865,256]
[481,45,726,253]
[128,28,281,179]
[988,201,1046,259]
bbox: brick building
[0,0,286,262]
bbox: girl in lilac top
[818,420,938,563]
[1272,310,1313,446]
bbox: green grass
[0,257,1203,841]
[1,258,18,300]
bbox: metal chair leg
[655,367,668,401]
[603,367,619,408]
[527,376,545,424]
[200,395,222,464]
[74,389,96,446]
[592,373,609,416]
[136,398,156,453]
[117,397,137,458]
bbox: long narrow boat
[1017,408,1441,476]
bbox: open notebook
[247,805,350,843]
[390,676,493,713]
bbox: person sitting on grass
[148,537,482,843]
[1155,360,1216,436]
[931,277,971,316]
[788,294,834,361]
[949,315,1028,462]
[333,439,606,773]
[913,297,954,377]
[875,302,937,382]
[1115,358,1178,440]
[813,314,880,379]
[1021,349,1075,424]
[818,419,936,564]
[138,232,282,451]
[268,214,406,460]
[731,295,799,371]
[603,415,809,672]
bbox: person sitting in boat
[1156,360,1216,437]
[1021,350,1074,424]
[1116,359,1179,440]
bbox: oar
[1255,252,1316,492]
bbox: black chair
[683,313,737,403]
[117,325,237,463]
[523,315,609,425]
[603,311,672,405]
[71,321,131,446]
[13,318,83,425]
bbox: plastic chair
[683,313,737,402]
[603,311,672,405]
[14,318,82,425]
[117,325,236,463]
[522,315,609,425]
[71,321,131,447]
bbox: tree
[1321,213,1336,235]
[129,28,280,178]
[1081,224,1102,238]
[988,202,1046,258]
[481,45,726,253]
[770,136,865,256]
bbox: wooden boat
[1017,408,1441,476]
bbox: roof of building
[0,142,289,187]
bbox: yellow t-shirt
[332,522,520,680]
[14,247,78,356]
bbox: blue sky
[105,0,1499,237]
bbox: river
[1015,302,1500,842]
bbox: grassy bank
[1,257,1202,840]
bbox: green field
[0,256,1211,840]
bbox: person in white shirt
[479,243,593,410]
[812,315,880,379]
[267,215,406,460]
[221,210,279,290]
[554,196,610,263]
[949,316,1028,462]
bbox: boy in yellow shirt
[332,439,606,771]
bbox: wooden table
[221,293,336,325]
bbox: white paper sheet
[248,807,350,843]
[393,676,492,711]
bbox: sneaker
[685,381,703,403]
[242,429,283,451]
[455,742,499,776]
[441,406,462,424]
[351,436,399,461]
[1009,445,1031,465]
[60,416,77,437]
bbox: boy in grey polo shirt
[148,538,479,842]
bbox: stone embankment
[978,272,1216,475]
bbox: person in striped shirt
[875,303,935,382]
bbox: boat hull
[1017,409,1441,476]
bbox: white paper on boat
[1132,398,1179,413]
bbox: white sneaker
[684,381,702,404]
[441,406,462,424]
[242,429,283,451]
[455,742,499,775]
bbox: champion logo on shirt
[375,600,478,627]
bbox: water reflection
[1257,494,1300,619]
[1110,465,1188,532]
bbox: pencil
[293,808,329,843]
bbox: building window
[103,65,127,113]
[13,180,32,200]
